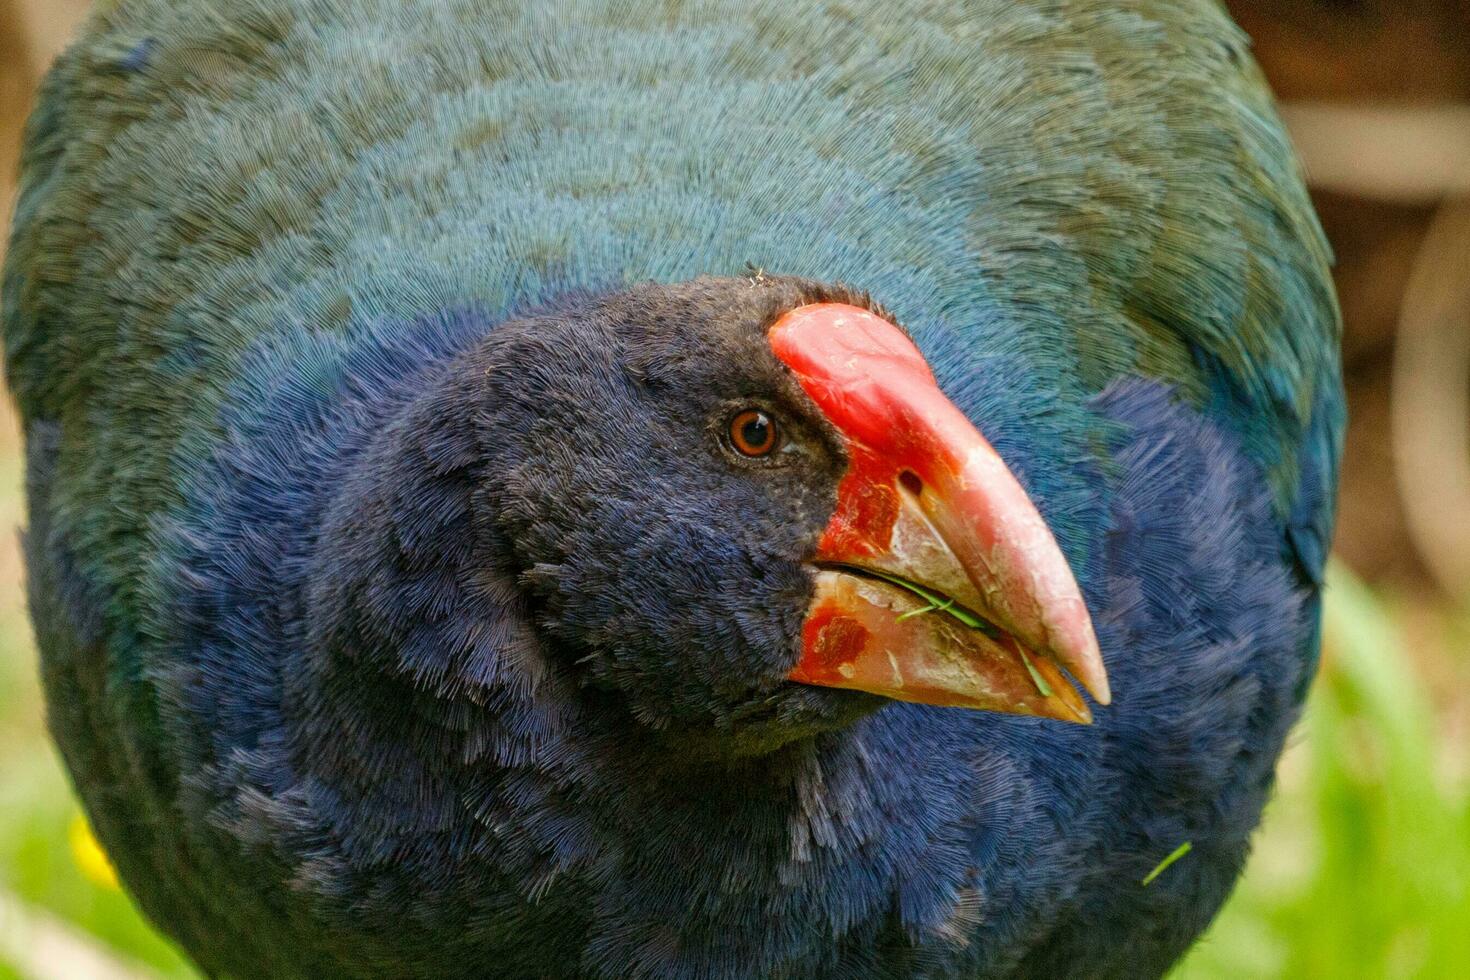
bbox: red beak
[770,304,1110,723]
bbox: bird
[2,0,1342,977]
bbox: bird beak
[769,304,1110,723]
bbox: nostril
[898,470,923,497]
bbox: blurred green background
[2,1,1469,977]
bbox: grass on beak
[1015,647,1054,698]
[865,570,989,630]
[863,569,1053,699]
[1141,842,1194,887]
[894,595,957,622]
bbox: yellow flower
[68,814,120,891]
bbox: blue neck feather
[144,299,1310,978]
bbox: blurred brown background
[1230,1,1470,596]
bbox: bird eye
[728,409,778,457]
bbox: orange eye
[729,409,778,457]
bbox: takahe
[2,0,1342,977]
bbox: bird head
[475,275,1109,744]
